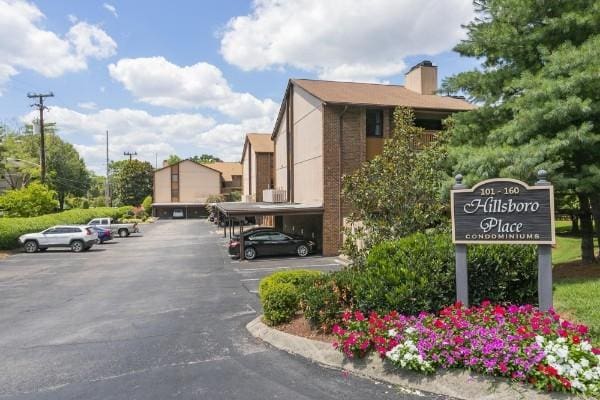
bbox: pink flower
[577,325,589,335]
[354,310,365,321]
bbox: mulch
[273,315,336,343]
[554,261,600,280]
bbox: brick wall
[322,105,368,256]
[255,153,274,202]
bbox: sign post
[450,170,555,311]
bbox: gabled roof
[247,133,274,153]
[154,159,221,174]
[272,78,476,138]
[292,79,476,111]
[241,133,273,162]
[204,162,242,182]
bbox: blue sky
[0,0,480,173]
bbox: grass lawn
[552,219,600,345]
[554,277,600,345]
[552,220,598,265]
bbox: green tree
[0,182,59,217]
[166,154,182,165]
[142,195,153,217]
[443,0,600,263]
[190,154,222,164]
[45,133,90,210]
[111,159,154,206]
[342,107,449,263]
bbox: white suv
[19,225,98,253]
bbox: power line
[123,151,137,161]
[27,92,54,183]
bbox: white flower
[388,329,398,338]
[405,327,416,335]
[546,354,556,364]
[580,358,589,368]
[557,337,567,344]
[535,335,545,345]
[571,379,586,392]
[580,341,592,352]
[556,346,569,360]
[583,370,594,381]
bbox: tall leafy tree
[190,154,222,163]
[342,108,449,263]
[166,154,182,166]
[110,159,154,206]
[443,0,600,263]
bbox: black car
[228,229,316,260]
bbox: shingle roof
[247,133,274,153]
[204,162,242,182]
[292,79,476,111]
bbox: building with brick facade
[152,159,232,218]
[270,61,476,256]
[241,133,274,202]
[205,162,242,200]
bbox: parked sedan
[19,225,98,253]
[228,230,316,260]
[90,226,112,244]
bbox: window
[89,220,98,225]
[366,109,384,137]
[414,118,443,131]
[249,233,271,241]
[269,233,290,241]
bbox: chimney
[404,60,438,95]
[162,160,169,167]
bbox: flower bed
[332,302,600,396]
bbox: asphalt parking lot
[0,220,440,400]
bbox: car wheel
[244,247,257,260]
[297,244,309,257]
[23,240,38,253]
[118,229,128,238]
[71,240,84,253]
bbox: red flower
[572,335,581,344]
[481,300,491,308]
[434,319,445,329]
[517,326,528,335]
[558,329,568,338]
[559,377,571,389]
[342,311,352,321]
[454,336,465,345]
[577,325,589,335]
[545,365,558,377]
[592,348,600,355]
[493,305,506,316]
[354,310,365,321]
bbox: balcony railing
[262,189,287,203]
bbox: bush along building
[217,61,475,255]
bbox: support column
[453,174,469,306]
[536,170,553,311]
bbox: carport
[214,202,324,260]
[152,202,209,219]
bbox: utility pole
[27,92,54,183]
[123,151,137,161]
[105,130,110,206]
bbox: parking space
[204,219,344,294]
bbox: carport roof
[215,202,323,216]
[152,202,208,206]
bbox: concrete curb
[247,316,576,400]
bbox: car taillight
[229,240,239,247]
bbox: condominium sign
[451,178,555,244]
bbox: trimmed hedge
[353,233,537,315]
[259,270,322,325]
[301,233,538,328]
[0,206,132,249]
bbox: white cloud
[77,101,97,110]
[21,106,273,173]
[0,0,116,91]
[108,57,278,119]
[220,0,473,81]
[67,14,78,23]
[103,3,118,18]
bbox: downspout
[338,106,349,248]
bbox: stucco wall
[292,85,323,204]
[178,160,221,203]
[154,167,171,203]
[274,109,288,192]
